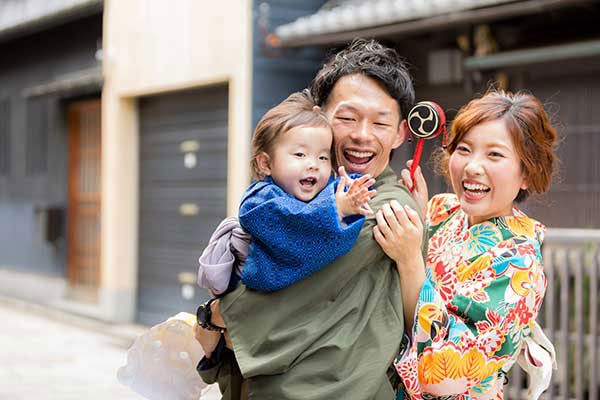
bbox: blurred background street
[0,295,144,399]
[0,296,220,399]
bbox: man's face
[323,74,407,178]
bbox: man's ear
[256,152,272,176]
[392,120,409,149]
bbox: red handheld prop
[406,101,447,192]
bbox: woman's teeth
[463,182,490,192]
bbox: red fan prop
[406,101,447,192]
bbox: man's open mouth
[300,177,317,188]
[344,150,375,165]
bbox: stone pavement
[0,296,221,400]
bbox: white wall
[100,0,253,322]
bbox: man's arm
[219,169,426,378]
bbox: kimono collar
[373,166,398,189]
[459,206,545,244]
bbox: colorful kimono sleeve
[394,238,547,398]
[239,176,364,291]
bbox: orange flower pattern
[394,194,547,399]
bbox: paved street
[0,297,221,400]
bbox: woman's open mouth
[463,181,490,200]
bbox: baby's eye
[374,122,391,127]
[489,151,504,158]
[456,145,470,153]
[294,152,305,158]
[319,156,329,161]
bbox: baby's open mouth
[344,150,374,165]
[300,177,317,187]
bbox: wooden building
[269,0,600,230]
[0,0,103,309]
[0,0,326,325]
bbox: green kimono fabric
[216,167,426,399]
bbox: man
[195,38,426,399]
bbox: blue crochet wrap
[239,176,365,291]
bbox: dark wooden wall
[251,0,327,132]
[0,14,102,276]
[386,4,600,229]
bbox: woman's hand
[399,160,429,216]
[373,200,424,268]
[373,200,426,332]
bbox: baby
[236,90,376,292]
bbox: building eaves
[0,0,103,43]
[273,0,589,48]
[22,66,103,98]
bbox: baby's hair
[251,89,331,180]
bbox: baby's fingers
[336,176,346,195]
[338,166,352,181]
[360,203,374,216]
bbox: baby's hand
[336,166,377,219]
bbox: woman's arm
[373,201,425,332]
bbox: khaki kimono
[200,167,427,399]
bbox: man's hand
[194,323,222,359]
[399,160,428,216]
[210,299,234,349]
[336,166,377,219]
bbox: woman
[374,90,558,399]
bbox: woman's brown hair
[434,90,558,202]
[251,90,331,180]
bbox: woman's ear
[256,152,272,177]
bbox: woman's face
[449,118,528,226]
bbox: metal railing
[505,228,600,400]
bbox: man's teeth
[346,150,373,158]
[463,182,490,191]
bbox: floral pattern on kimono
[394,193,547,400]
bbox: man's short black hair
[310,38,415,120]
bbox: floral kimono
[394,193,555,400]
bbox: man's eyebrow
[335,104,358,112]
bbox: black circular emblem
[408,102,441,139]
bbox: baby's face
[268,126,332,202]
